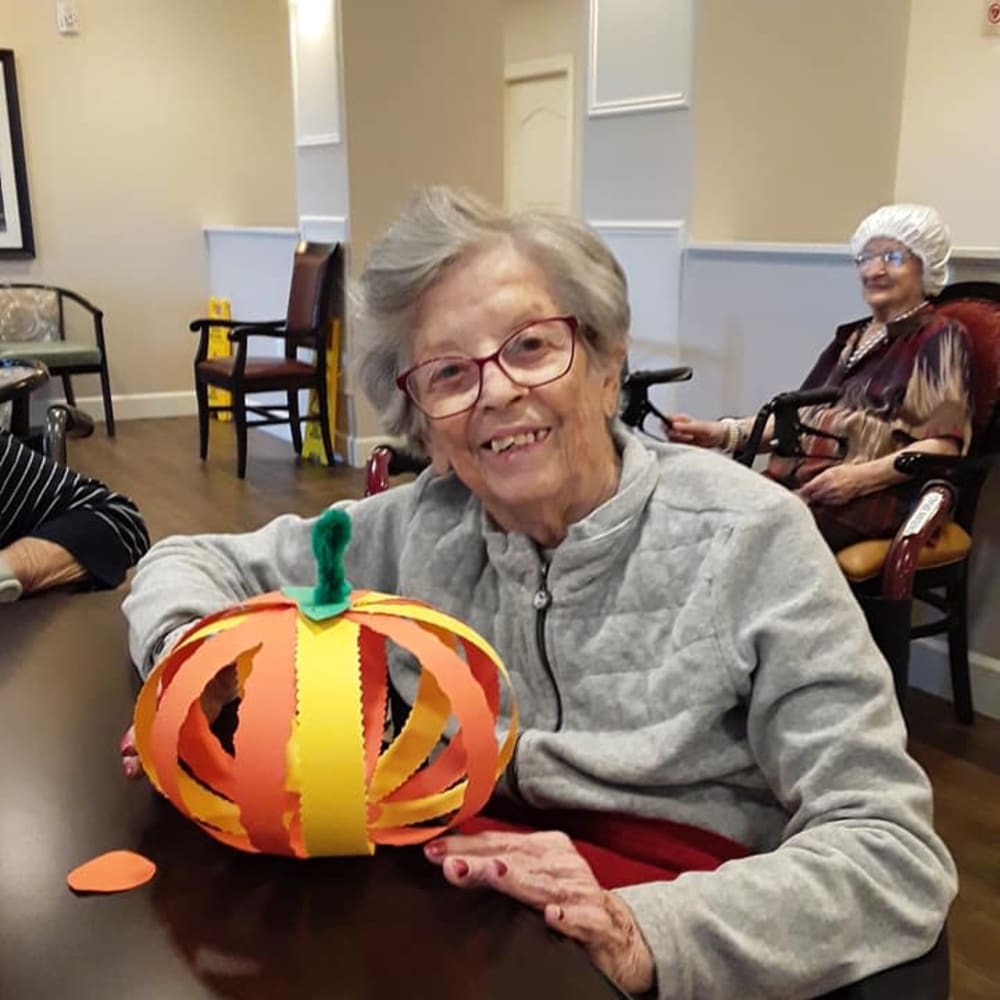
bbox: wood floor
[71,417,1000,999]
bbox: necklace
[844,300,928,369]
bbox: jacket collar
[481,423,660,597]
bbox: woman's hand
[663,414,727,449]
[120,664,240,780]
[796,464,870,506]
[424,829,655,995]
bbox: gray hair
[352,186,631,451]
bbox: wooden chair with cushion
[0,284,115,435]
[835,282,1000,723]
[190,241,342,479]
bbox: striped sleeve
[0,431,150,587]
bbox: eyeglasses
[396,315,578,420]
[854,249,910,269]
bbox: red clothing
[460,798,750,890]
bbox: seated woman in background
[122,188,955,1000]
[666,204,973,550]
[0,429,149,601]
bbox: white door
[504,57,574,214]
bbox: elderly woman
[666,204,973,551]
[122,188,955,999]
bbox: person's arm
[614,494,956,999]
[0,538,87,594]
[0,431,149,594]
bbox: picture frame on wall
[0,49,35,259]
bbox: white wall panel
[588,0,692,115]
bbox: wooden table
[0,358,48,437]
[0,591,625,1000]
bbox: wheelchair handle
[770,386,842,410]
[622,366,693,391]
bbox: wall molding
[203,226,300,239]
[504,55,572,82]
[909,638,1000,721]
[294,134,340,148]
[588,0,692,116]
[288,0,342,145]
[590,218,686,410]
[686,241,1000,263]
[298,214,347,243]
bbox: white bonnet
[849,204,951,295]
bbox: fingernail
[494,859,508,877]
[119,733,132,753]
[124,760,139,778]
[424,840,446,858]
[453,858,469,878]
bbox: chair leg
[233,394,248,480]
[61,374,77,406]
[316,377,336,467]
[947,570,974,724]
[98,357,116,437]
[288,389,303,455]
[195,380,210,461]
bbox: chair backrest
[932,281,1000,530]
[284,242,342,334]
[0,285,61,343]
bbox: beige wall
[340,0,504,441]
[895,0,1000,247]
[503,0,582,64]
[0,0,297,400]
[692,0,911,243]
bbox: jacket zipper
[532,560,562,730]
[506,561,561,804]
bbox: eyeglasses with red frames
[396,315,579,420]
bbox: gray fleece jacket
[123,428,956,999]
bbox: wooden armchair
[0,284,115,434]
[190,241,342,479]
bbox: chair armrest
[226,324,294,343]
[894,451,996,483]
[188,317,283,333]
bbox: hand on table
[796,464,869,506]
[663,414,726,449]
[121,663,240,780]
[424,829,655,995]
[0,538,87,596]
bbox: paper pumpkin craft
[133,508,517,858]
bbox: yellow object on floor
[207,297,233,422]
[302,318,341,465]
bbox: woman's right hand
[663,414,727,449]
[120,664,240,781]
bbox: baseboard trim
[30,391,198,423]
[342,432,408,469]
[909,638,1000,721]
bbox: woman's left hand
[796,464,870,506]
[424,830,655,995]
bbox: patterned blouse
[764,304,973,541]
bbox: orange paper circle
[67,850,157,894]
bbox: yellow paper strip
[295,617,373,856]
